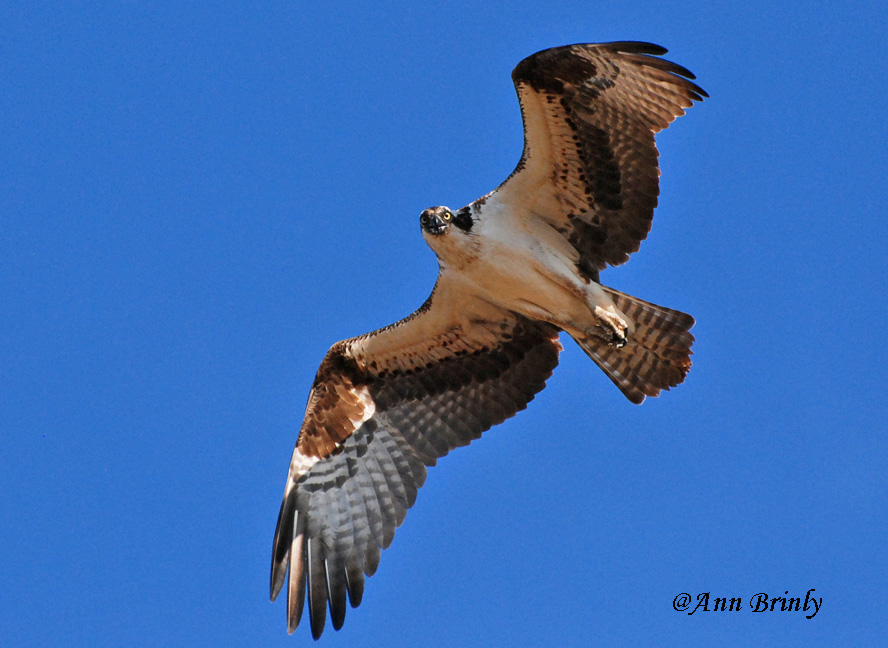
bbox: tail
[572,286,695,404]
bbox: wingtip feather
[346,563,365,608]
[307,538,329,639]
[326,557,349,631]
[286,528,306,633]
[270,488,296,601]
[605,40,669,56]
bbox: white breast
[448,202,605,328]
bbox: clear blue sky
[3,2,886,646]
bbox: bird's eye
[420,214,429,225]
[442,211,452,221]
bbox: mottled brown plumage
[270,307,561,638]
[500,42,706,277]
[270,41,705,639]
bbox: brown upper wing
[479,42,706,277]
[269,277,562,638]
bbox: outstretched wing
[475,42,706,278]
[270,276,561,638]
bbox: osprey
[270,42,706,638]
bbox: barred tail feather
[574,286,695,404]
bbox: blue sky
[3,1,887,646]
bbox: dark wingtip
[270,570,284,602]
[619,46,708,102]
[270,490,295,601]
[330,603,346,631]
[605,40,669,56]
[307,538,329,639]
[326,558,349,631]
[346,564,365,608]
[513,41,707,102]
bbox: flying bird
[270,41,706,638]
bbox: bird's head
[419,206,453,236]
[420,206,475,262]
[420,205,474,239]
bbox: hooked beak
[428,214,447,235]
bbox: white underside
[425,200,627,337]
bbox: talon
[592,305,631,348]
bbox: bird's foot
[591,306,630,348]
